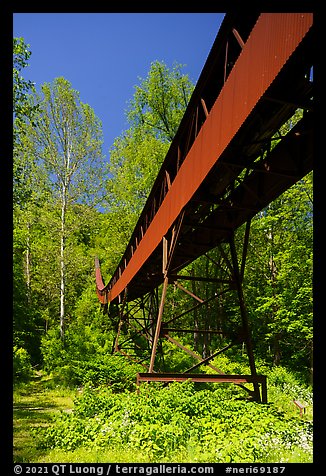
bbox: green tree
[13,37,48,364]
[246,172,313,373]
[127,60,193,142]
[27,77,107,341]
[13,37,40,207]
[100,61,194,273]
[13,37,38,137]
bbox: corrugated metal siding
[107,13,313,303]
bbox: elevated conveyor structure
[95,13,313,402]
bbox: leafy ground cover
[13,365,313,464]
[13,372,75,462]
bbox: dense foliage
[33,372,312,463]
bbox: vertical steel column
[113,288,128,353]
[148,213,185,372]
[229,227,261,402]
[148,275,169,372]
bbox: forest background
[12,35,314,464]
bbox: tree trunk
[273,332,282,366]
[25,222,31,305]
[268,228,281,366]
[60,186,67,342]
[310,340,313,385]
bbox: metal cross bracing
[105,223,268,402]
[95,12,314,402]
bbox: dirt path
[13,373,75,462]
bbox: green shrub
[33,380,313,462]
[13,346,33,382]
[40,322,142,390]
[40,329,65,373]
[56,354,142,390]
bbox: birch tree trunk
[25,222,31,305]
[29,77,106,342]
[60,185,67,342]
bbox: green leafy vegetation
[13,346,33,382]
[13,363,312,463]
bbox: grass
[13,372,76,463]
[13,374,187,464]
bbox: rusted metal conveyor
[95,13,313,402]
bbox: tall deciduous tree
[13,37,40,207]
[13,37,38,138]
[13,37,48,362]
[127,60,194,142]
[101,61,194,273]
[28,77,107,341]
[246,171,313,372]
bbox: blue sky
[13,13,225,160]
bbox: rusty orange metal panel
[95,258,107,304]
[108,13,313,303]
[95,258,105,290]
